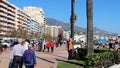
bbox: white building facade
[23,7,46,26]
[0,0,43,38]
[0,0,17,37]
[27,17,40,33]
[63,31,70,40]
[74,34,87,43]
[44,25,63,39]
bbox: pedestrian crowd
[97,37,120,51]
[9,39,36,68]
[0,37,79,68]
[7,38,64,68]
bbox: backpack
[25,49,33,63]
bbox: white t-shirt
[24,42,29,50]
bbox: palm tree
[86,0,94,54]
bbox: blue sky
[8,0,120,34]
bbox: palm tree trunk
[86,0,94,54]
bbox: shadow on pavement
[48,53,67,59]
[55,58,66,61]
[36,56,55,64]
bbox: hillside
[46,18,118,36]
[46,18,86,32]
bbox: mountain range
[46,18,118,36]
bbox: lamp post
[70,0,76,39]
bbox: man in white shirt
[23,39,30,50]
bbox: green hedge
[85,51,115,68]
[76,48,116,68]
[76,48,110,60]
[76,48,87,60]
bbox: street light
[70,0,76,39]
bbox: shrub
[84,50,116,68]
[75,48,116,68]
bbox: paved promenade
[1,44,120,68]
[0,45,68,68]
[109,64,120,68]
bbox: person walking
[23,44,36,68]
[23,39,30,50]
[109,40,113,50]
[50,40,55,52]
[46,41,50,52]
[55,40,59,48]
[42,39,46,52]
[10,39,25,68]
[67,38,73,60]
[114,42,119,51]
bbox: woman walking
[23,44,36,68]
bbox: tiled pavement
[1,45,119,68]
[0,45,68,68]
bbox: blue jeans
[25,65,34,68]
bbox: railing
[0,7,7,12]
[0,12,7,17]
[0,17,7,21]
[0,3,7,8]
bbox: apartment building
[52,26,63,38]
[63,31,70,40]
[0,0,17,37]
[45,25,52,37]
[45,25,63,39]
[58,26,63,35]
[0,0,42,38]
[17,9,28,30]
[51,26,59,38]
[23,7,46,26]
[27,17,40,33]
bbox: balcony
[7,20,14,24]
[19,16,24,21]
[22,24,27,28]
[0,3,7,8]
[0,32,6,35]
[7,15,15,20]
[8,11,15,16]
[0,17,7,21]
[18,18,27,24]
[1,27,7,31]
[7,6,15,12]
[0,7,7,13]
[18,11,27,17]
[7,25,14,29]
[0,23,7,26]
[0,12,7,17]
[18,15,27,22]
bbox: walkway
[0,45,68,68]
[109,64,120,68]
[1,45,119,68]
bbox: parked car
[1,40,10,49]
